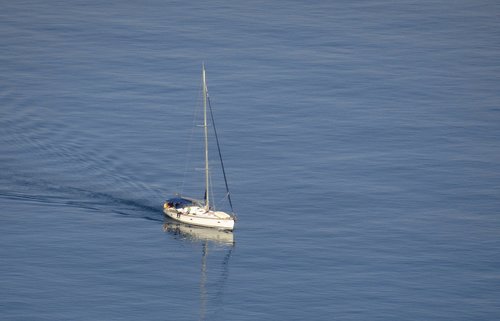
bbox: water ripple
[0,92,165,221]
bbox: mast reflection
[163,219,234,320]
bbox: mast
[202,64,210,211]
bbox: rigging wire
[208,166,215,210]
[207,94,234,214]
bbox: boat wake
[0,177,163,222]
[0,91,166,222]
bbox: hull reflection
[163,220,234,245]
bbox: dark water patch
[0,182,162,221]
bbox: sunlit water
[1,1,499,320]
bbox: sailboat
[163,65,236,231]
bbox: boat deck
[173,206,232,220]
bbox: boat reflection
[163,219,235,245]
[163,218,234,320]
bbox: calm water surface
[1,1,499,320]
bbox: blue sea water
[1,1,500,320]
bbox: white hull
[163,205,235,231]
